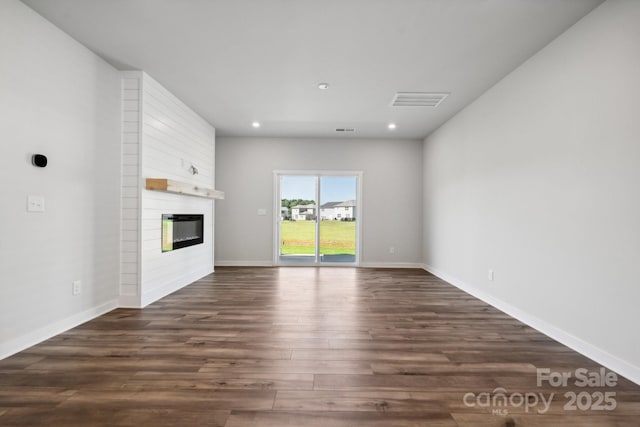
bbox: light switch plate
[27,195,45,212]
[257,208,267,216]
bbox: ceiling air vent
[391,92,449,107]
[335,128,355,132]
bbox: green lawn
[280,220,356,255]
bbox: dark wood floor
[1,267,638,426]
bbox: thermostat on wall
[32,154,48,167]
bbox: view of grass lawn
[280,220,356,255]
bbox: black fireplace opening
[162,214,204,252]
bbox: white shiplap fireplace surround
[120,71,219,308]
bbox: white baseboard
[423,264,640,386]
[0,299,118,360]
[360,262,425,269]
[215,260,274,267]
[215,261,424,269]
[118,294,141,309]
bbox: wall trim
[423,264,640,386]
[0,299,118,360]
[118,295,142,309]
[360,262,425,269]
[215,260,274,267]
[215,261,425,269]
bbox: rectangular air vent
[391,92,449,107]
[335,128,355,132]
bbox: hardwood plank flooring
[1,267,639,426]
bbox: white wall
[215,137,423,267]
[423,0,640,383]
[119,72,216,307]
[0,0,121,358]
[120,73,142,305]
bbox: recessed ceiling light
[252,121,261,128]
[318,83,329,90]
[388,123,397,130]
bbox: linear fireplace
[161,214,204,252]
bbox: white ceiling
[22,0,603,139]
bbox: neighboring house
[319,201,342,220]
[319,200,357,220]
[291,204,316,220]
[335,200,357,220]
[280,206,289,220]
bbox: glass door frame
[273,170,362,266]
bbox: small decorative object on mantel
[145,178,224,200]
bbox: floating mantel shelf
[145,178,225,200]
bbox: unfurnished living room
[1,0,639,426]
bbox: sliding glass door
[278,175,317,264]
[318,176,357,263]
[276,172,360,265]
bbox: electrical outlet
[389,247,395,254]
[488,269,494,281]
[72,280,81,295]
[27,195,45,212]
